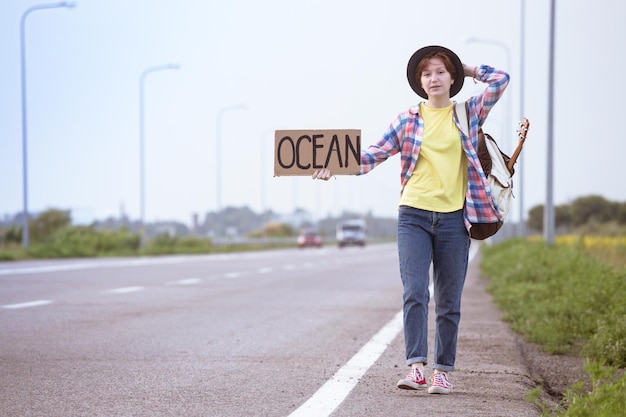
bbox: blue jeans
[397,206,470,372]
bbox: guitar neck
[507,118,530,173]
[507,139,525,172]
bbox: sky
[1,0,625,227]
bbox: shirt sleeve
[359,111,407,175]
[469,65,510,128]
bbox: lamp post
[464,36,516,233]
[545,0,556,245]
[139,63,180,249]
[518,0,526,237]
[215,104,246,214]
[20,1,76,249]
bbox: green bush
[96,228,140,253]
[1,224,290,260]
[27,226,140,258]
[481,239,625,359]
[481,239,626,416]
[29,209,71,242]
[0,249,19,261]
[144,233,210,255]
[0,225,23,245]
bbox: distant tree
[618,203,626,225]
[570,195,617,226]
[527,196,625,233]
[555,204,574,229]
[0,224,22,245]
[260,221,293,237]
[30,209,72,242]
[527,205,543,232]
[526,204,571,232]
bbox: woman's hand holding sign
[312,168,333,181]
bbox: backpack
[455,102,523,240]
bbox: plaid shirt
[360,65,510,231]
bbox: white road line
[224,272,241,279]
[167,278,202,286]
[0,257,188,276]
[0,263,101,275]
[104,286,144,294]
[289,241,480,417]
[257,267,273,274]
[288,310,404,417]
[2,300,53,309]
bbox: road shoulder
[333,245,541,417]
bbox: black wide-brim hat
[407,45,464,99]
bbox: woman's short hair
[415,52,457,83]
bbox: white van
[336,219,367,248]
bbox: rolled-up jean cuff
[433,363,455,372]
[406,357,428,367]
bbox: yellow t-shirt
[399,103,468,212]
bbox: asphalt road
[1,243,539,417]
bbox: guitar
[507,118,530,173]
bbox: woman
[313,45,509,395]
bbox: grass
[481,238,626,416]
[554,235,626,269]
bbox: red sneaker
[427,371,452,394]
[397,367,427,390]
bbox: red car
[297,229,323,248]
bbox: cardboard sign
[274,129,361,176]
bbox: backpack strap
[456,101,492,177]
[455,101,469,137]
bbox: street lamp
[215,104,246,214]
[20,1,76,249]
[519,0,527,237]
[139,63,180,249]
[463,36,517,233]
[545,0,556,245]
